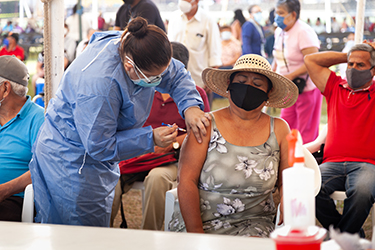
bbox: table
[0,222,276,250]
[0,222,340,250]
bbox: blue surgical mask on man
[253,12,263,24]
[3,38,9,48]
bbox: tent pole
[355,0,366,43]
[42,0,64,109]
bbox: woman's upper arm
[178,122,211,185]
[301,46,319,57]
[274,118,291,189]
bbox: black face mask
[227,82,268,111]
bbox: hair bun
[128,17,148,38]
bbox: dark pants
[316,161,375,235]
[0,196,23,222]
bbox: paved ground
[112,189,143,229]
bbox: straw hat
[202,54,298,108]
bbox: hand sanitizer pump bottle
[283,129,315,230]
[270,130,327,250]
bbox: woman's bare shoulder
[272,116,291,138]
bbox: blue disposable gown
[29,31,204,226]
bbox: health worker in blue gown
[29,17,211,227]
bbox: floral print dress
[169,114,280,237]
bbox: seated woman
[169,54,298,237]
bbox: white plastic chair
[164,188,178,231]
[31,94,43,103]
[330,191,375,228]
[22,184,34,223]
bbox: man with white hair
[0,55,44,221]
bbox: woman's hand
[184,107,211,143]
[153,125,178,148]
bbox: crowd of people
[0,0,375,242]
[306,16,375,34]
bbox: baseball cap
[0,56,29,86]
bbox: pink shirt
[273,20,320,92]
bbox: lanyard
[281,31,309,81]
[281,32,290,73]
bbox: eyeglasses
[126,56,162,84]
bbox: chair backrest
[303,146,321,196]
[22,183,34,223]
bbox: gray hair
[276,0,300,20]
[0,76,28,97]
[348,43,375,66]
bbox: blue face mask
[3,38,9,48]
[131,77,162,88]
[126,56,163,88]
[275,14,287,30]
[253,12,263,24]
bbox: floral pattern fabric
[169,115,280,237]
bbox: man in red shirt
[305,41,375,237]
[0,33,25,61]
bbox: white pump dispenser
[282,129,315,230]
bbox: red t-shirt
[0,46,25,61]
[323,71,375,165]
[144,86,210,134]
